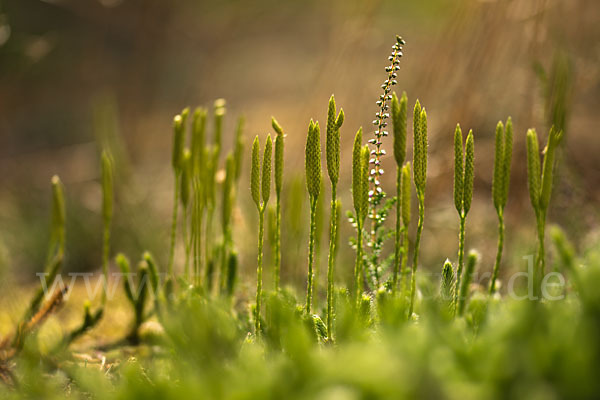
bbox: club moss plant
[305,120,321,315]
[325,94,344,340]
[489,118,513,294]
[526,126,562,296]
[365,36,405,288]
[452,126,474,315]
[351,128,369,303]
[251,134,272,335]
[391,91,408,294]
[168,109,188,279]
[272,117,284,291]
[408,102,427,319]
[191,107,207,285]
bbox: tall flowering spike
[401,162,411,227]
[101,150,114,224]
[274,127,284,198]
[369,36,405,209]
[360,144,370,221]
[392,91,408,167]
[326,95,342,187]
[501,117,513,209]
[360,146,370,222]
[251,135,261,208]
[414,107,428,192]
[180,149,192,208]
[305,120,322,199]
[492,121,505,211]
[463,130,475,214]
[172,114,186,172]
[191,108,207,176]
[454,124,464,214]
[412,100,422,185]
[526,129,541,209]
[262,134,273,205]
[233,116,245,182]
[540,126,563,211]
[352,128,364,219]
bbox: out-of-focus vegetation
[1,0,600,398]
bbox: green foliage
[392,91,408,167]
[453,127,475,314]
[352,128,364,223]
[304,120,322,315]
[191,107,207,175]
[408,102,427,318]
[326,95,344,188]
[325,95,344,340]
[526,129,541,209]
[440,259,454,302]
[251,135,261,208]
[262,134,273,205]
[490,118,513,294]
[457,250,479,316]
[526,126,563,295]
[272,118,284,291]
[305,120,322,199]
[454,125,464,214]
[172,110,187,172]
[401,163,411,228]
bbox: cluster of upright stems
[19,35,566,353]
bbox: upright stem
[489,212,504,294]
[168,172,181,278]
[354,223,363,304]
[255,207,265,335]
[274,196,281,291]
[454,215,466,314]
[193,181,203,287]
[183,206,190,281]
[401,228,409,298]
[393,166,402,294]
[408,192,425,318]
[205,205,214,291]
[326,187,337,339]
[101,221,110,305]
[535,212,545,299]
[306,197,318,315]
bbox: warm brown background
[0,0,598,294]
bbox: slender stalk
[453,215,466,313]
[101,222,110,304]
[204,206,213,291]
[408,192,424,318]
[354,221,363,303]
[274,197,281,291]
[393,166,402,293]
[400,228,409,298]
[534,212,546,298]
[306,197,318,315]
[168,172,180,278]
[326,186,337,339]
[489,212,504,294]
[192,178,203,286]
[183,206,190,280]
[255,207,265,335]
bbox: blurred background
[0,0,599,298]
